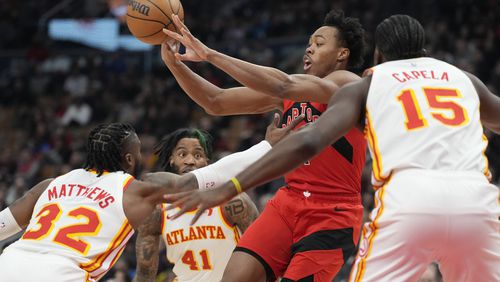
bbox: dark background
[0,0,498,281]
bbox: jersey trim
[122,175,134,192]
[160,204,167,235]
[218,206,234,228]
[86,169,109,176]
[218,206,241,244]
[93,243,128,280]
[233,226,241,244]
[80,220,132,274]
[481,134,491,180]
[365,110,387,184]
[350,177,391,282]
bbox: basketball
[126,0,184,45]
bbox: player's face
[304,26,348,77]
[169,138,209,175]
[123,133,143,177]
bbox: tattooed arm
[221,193,259,233]
[133,208,163,282]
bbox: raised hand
[163,184,237,225]
[162,14,211,62]
[160,39,181,64]
[265,113,305,146]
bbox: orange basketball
[126,0,184,45]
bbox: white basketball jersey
[161,204,241,282]
[366,57,489,186]
[7,169,135,281]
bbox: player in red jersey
[162,11,366,282]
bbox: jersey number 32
[22,203,101,255]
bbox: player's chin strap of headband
[191,140,272,190]
[0,208,22,241]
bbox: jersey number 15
[397,87,469,130]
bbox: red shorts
[236,187,363,282]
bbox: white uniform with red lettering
[161,204,241,282]
[0,169,135,282]
[350,57,500,282]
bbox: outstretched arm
[164,15,357,104]
[124,113,303,228]
[0,179,53,240]
[133,209,162,282]
[465,72,500,134]
[164,77,372,223]
[161,43,282,115]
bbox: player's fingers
[163,191,188,203]
[170,41,180,53]
[162,29,184,43]
[190,208,204,225]
[175,53,191,61]
[170,14,182,29]
[170,205,191,219]
[286,114,305,131]
[272,112,281,127]
[179,28,195,42]
[173,14,189,32]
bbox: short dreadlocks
[155,128,213,173]
[83,123,136,176]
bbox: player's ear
[124,153,134,167]
[374,47,384,65]
[337,47,350,63]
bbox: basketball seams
[127,13,167,40]
[126,13,166,26]
[165,0,178,32]
[137,28,167,38]
[145,0,173,28]
[174,0,182,33]
[127,0,183,44]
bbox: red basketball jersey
[281,100,367,195]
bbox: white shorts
[350,169,500,282]
[0,247,93,282]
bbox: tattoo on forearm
[134,209,161,282]
[141,237,156,260]
[225,199,244,216]
[224,194,259,233]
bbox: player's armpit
[465,72,500,134]
[222,193,259,234]
[133,208,162,282]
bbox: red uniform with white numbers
[236,100,366,281]
[0,169,135,282]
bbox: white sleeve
[192,140,272,189]
[0,208,22,241]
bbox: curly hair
[323,10,366,69]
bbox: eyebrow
[314,35,326,39]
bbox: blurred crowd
[0,0,499,281]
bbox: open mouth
[181,167,196,174]
[303,55,312,72]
